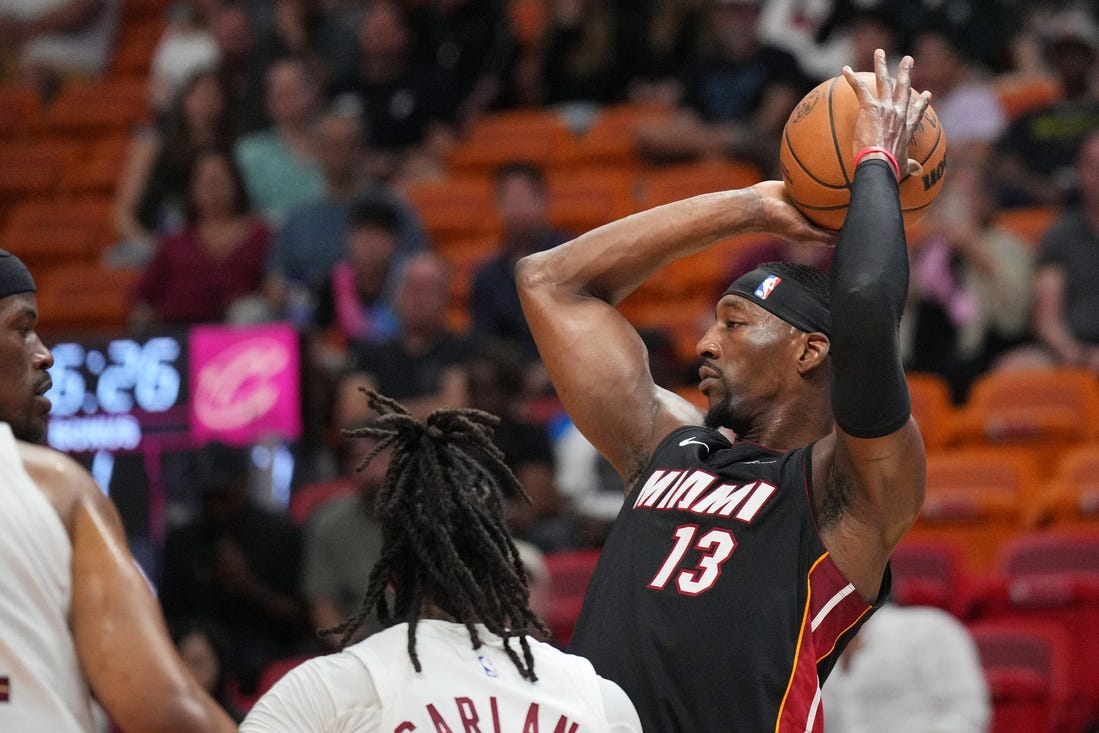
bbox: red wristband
[853,146,901,180]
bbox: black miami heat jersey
[568,426,888,733]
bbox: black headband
[722,266,830,337]
[0,250,35,299]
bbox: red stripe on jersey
[773,553,875,732]
[808,554,874,663]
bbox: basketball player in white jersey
[241,390,641,732]
[0,249,237,732]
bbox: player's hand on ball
[842,50,933,179]
[750,181,839,245]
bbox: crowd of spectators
[4,0,1098,712]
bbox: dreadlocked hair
[323,389,551,681]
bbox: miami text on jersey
[633,467,777,520]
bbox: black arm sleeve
[829,159,911,438]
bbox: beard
[704,400,732,431]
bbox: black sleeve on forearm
[829,159,911,438]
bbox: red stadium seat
[543,549,601,648]
[889,537,974,617]
[967,533,1099,732]
[968,619,1075,733]
[288,478,356,526]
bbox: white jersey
[0,423,96,732]
[241,620,642,732]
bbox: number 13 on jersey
[648,525,737,596]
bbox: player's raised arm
[516,186,832,484]
[812,50,930,599]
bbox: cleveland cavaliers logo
[755,275,781,300]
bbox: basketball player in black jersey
[517,50,930,732]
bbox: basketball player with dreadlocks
[516,52,930,732]
[240,390,642,732]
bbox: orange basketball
[779,72,947,230]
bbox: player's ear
[796,332,830,375]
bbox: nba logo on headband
[755,275,781,300]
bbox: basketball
[779,72,947,230]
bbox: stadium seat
[64,135,131,196]
[906,371,958,451]
[543,549,601,648]
[889,537,974,617]
[0,141,80,200]
[401,175,498,245]
[904,446,1040,574]
[0,197,113,271]
[109,17,163,75]
[288,478,356,526]
[34,263,141,334]
[567,102,673,170]
[0,83,42,140]
[430,231,497,309]
[993,75,1063,121]
[952,367,1099,461]
[968,619,1076,733]
[546,167,637,235]
[447,109,579,176]
[39,76,150,137]
[636,159,763,209]
[1031,443,1099,532]
[991,206,1060,250]
[967,533,1099,732]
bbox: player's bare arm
[19,443,238,733]
[811,51,929,601]
[517,187,833,485]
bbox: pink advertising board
[189,323,301,445]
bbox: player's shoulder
[17,441,104,524]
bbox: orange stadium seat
[905,446,1040,574]
[109,18,163,75]
[39,76,150,137]
[34,264,141,334]
[0,83,42,140]
[0,197,112,270]
[546,166,637,234]
[401,176,498,245]
[991,206,1060,250]
[637,159,763,209]
[906,371,958,451]
[1031,443,1099,532]
[447,109,578,176]
[952,367,1099,460]
[567,102,673,170]
[509,0,548,48]
[0,141,80,200]
[968,619,1076,733]
[63,135,131,195]
[993,75,1063,121]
